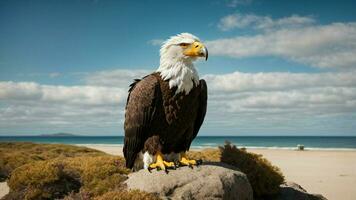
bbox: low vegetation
[187,148,221,162]
[6,156,129,199]
[0,142,104,181]
[219,142,285,198]
[1,141,285,199]
[94,190,160,200]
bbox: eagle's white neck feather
[156,33,200,95]
[157,59,199,95]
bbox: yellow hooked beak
[183,41,208,61]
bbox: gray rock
[277,182,328,200]
[125,162,253,200]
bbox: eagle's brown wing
[123,75,160,169]
[189,79,208,149]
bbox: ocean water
[1,136,356,150]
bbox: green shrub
[5,155,129,200]
[7,160,81,200]
[219,142,285,198]
[0,142,105,180]
[63,156,129,196]
[2,142,285,199]
[187,148,221,162]
[95,190,161,200]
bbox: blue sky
[1,0,356,136]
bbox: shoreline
[75,143,356,152]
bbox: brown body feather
[123,72,207,169]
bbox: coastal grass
[219,142,285,198]
[1,142,159,200]
[187,148,221,162]
[1,142,285,199]
[63,190,160,200]
[94,190,160,200]
[6,155,129,199]
[0,142,104,181]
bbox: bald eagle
[123,33,208,172]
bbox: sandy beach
[83,145,356,200]
[250,149,356,200]
[1,145,355,200]
[0,182,9,198]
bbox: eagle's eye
[178,43,190,48]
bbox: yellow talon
[148,151,175,172]
[179,152,202,167]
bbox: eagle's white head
[157,33,208,94]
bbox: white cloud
[222,88,356,113]
[218,13,315,31]
[202,70,356,134]
[0,69,152,134]
[1,69,356,135]
[84,69,151,87]
[16,72,62,78]
[204,71,356,113]
[226,0,253,7]
[204,71,356,92]
[209,22,356,69]
[148,39,165,46]
[0,81,126,105]
[0,80,128,131]
[49,72,61,78]
[218,14,256,31]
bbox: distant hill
[38,133,79,137]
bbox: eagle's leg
[179,152,203,168]
[148,151,175,173]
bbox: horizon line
[1,134,356,137]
